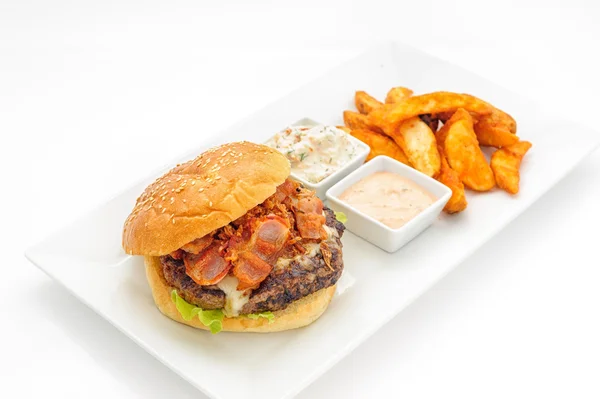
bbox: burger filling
[160,179,345,318]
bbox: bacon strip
[228,215,289,289]
[253,215,290,257]
[181,235,213,254]
[294,197,326,240]
[184,244,231,286]
[233,252,273,290]
[170,249,184,260]
[273,179,296,203]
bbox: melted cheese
[216,275,250,317]
[275,242,322,269]
[274,222,340,270]
[323,225,338,239]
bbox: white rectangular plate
[25,43,600,399]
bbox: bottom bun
[145,256,336,333]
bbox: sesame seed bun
[145,255,336,333]
[122,142,291,256]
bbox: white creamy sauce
[266,125,358,183]
[216,275,250,317]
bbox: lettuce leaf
[171,290,224,334]
[334,211,348,224]
[246,311,275,324]
[170,290,277,333]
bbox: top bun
[122,141,290,256]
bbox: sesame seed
[191,181,195,185]
[170,197,175,203]
[183,199,186,203]
[209,201,213,206]
[162,208,167,213]
[172,219,176,224]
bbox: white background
[2,0,600,398]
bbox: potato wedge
[343,110,383,133]
[491,141,532,194]
[436,145,467,213]
[355,91,384,114]
[388,89,440,133]
[350,128,409,164]
[385,87,413,104]
[436,108,495,191]
[370,92,494,133]
[441,106,517,147]
[336,125,351,133]
[475,124,519,148]
[388,116,441,177]
[436,110,480,125]
[480,107,516,133]
[474,108,518,147]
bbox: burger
[122,141,345,333]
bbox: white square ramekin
[267,118,370,200]
[326,155,452,253]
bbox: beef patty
[160,207,345,314]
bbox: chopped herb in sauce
[266,125,359,183]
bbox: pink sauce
[339,172,436,229]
